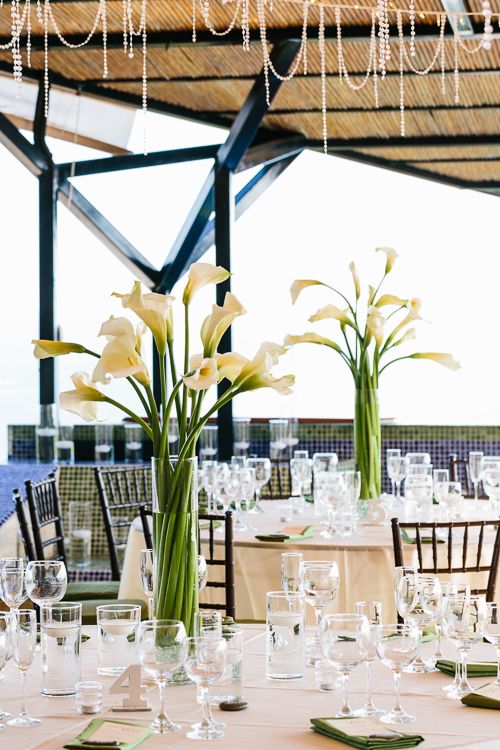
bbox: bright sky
[1,103,499,461]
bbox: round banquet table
[1,624,499,750]
[119,501,499,623]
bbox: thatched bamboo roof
[1,0,499,193]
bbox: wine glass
[418,575,443,670]
[202,460,218,514]
[185,636,227,740]
[301,561,340,664]
[386,449,401,498]
[230,456,247,469]
[194,611,222,639]
[247,457,271,514]
[0,614,11,724]
[391,457,409,503]
[213,462,230,512]
[484,602,500,687]
[198,555,208,592]
[439,481,462,520]
[469,451,484,501]
[0,557,26,612]
[312,453,338,476]
[7,609,40,727]
[376,624,420,724]
[238,467,256,530]
[320,613,370,718]
[290,452,312,501]
[395,570,436,673]
[224,469,245,532]
[137,619,187,733]
[280,552,303,595]
[438,582,470,694]
[355,601,383,716]
[481,460,500,511]
[140,549,154,620]
[404,474,433,520]
[442,595,487,698]
[318,472,347,538]
[406,452,431,465]
[433,469,449,508]
[25,561,67,608]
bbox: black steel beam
[155,40,301,293]
[58,144,220,177]
[222,102,500,116]
[236,136,306,171]
[0,111,49,176]
[1,22,496,50]
[311,135,500,151]
[214,166,234,461]
[58,178,159,288]
[196,153,300,257]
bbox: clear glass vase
[152,457,199,636]
[354,389,381,500]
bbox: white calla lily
[284,332,343,353]
[409,352,461,371]
[348,262,361,300]
[290,279,322,305]
[32,340,86,359]
[309,304,353,327]
[375,294,408,308]
[376,247,398,274]
[232,344,294,395]
[182,262,230,305]
[113,282,174,355]
[92,315,150,386]
[366,305,385,346]
[60,371,106,422]
[183,357,218,390]
[201,292,246,357]
[217,352,249,383]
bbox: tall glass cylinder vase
[354,389,381,500]
[152,457,199,638]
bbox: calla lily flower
[60,371,106,422]
[290,279,322,305]
[409,352,461,371]
[32,340,86,359]
[385,298,422,347]
[348,262,360,300]
[182,262,230,305]
[375,294,408,308]
[376,247,398,274]
[391,327,416,348]
[201,292,246,357]
[232,343,294,395]
[284,332,343,353]
[92,316,150,387]
[309,304,353,327]
[217,352,249,383]
[113,282,174,356]
[183,357,218,390]
[366,306,385,346]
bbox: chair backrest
[94,466,153,581]
[448,454,474,498]
[24,470,66,563]
[199,511,235,619]
[391,517,500,601]
[13,488,36,561]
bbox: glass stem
[458,648,469,692]
[434,623,444,659]
[255,488,261,510]
[474,481,479,501]
[20,670,27,718]
[156,679,168,724]
[393,669,403,713]
[314,607,322,639]
[200,684,213,729]
[148,597,154,620]
[366,661,373,708]
[391,479,395,497]
[395,480,401,500]
[340,671,351,716]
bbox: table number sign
[110,665,150,711]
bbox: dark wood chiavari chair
[198,511,235,619]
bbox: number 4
[109,665,149,709]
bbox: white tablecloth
[0,625,499,750]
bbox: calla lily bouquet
[33,262,294,632]
[285,247,459,499]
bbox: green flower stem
[167,342,182,422]
[355,386,381,499]
[144,385,161,456]
[103,397,153,441]
[159,378,185,459]
[179,305,190,446]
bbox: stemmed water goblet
[140,549,154,620]
[319,473,347,538]
[238,467,256,531]
[25,560,67,608]
[213,462,230,512]
[386,449,401,498]
[301,560,340,665]
[439,481,462,520]
[481,460,500,511]
[0,614,10,724]
[395,569,437,673]
[137,619,187,733]
[376,624,420,724]
[280,552,303,595]
[185,636,227,740]
[469,451,484,501]
[418,575,443,670]
[247,457,271,514]
[437,582,470,694]
[198,556,208,592]
[442,595,487,698]
[484,602,500,687]
[224,469,245,531]
[0,557,26,612]
[202,460,218,514]
[290,451,312,501]
[355,601,383,716]
[7,609,40,727]
[391,457,409,504]
[433,469,449,510]
[320,614,370,718]
[404,474,433,520]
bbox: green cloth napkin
[310,718,424,749]
[462,682,500,710]
[200,520,222,531]
[436,660,497,678]
[400,529,444,545]
[255,525,314,543]
[63,719,151,750]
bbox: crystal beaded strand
[241,0,250,50]
[302,0,308,75]
[372,10,379,108]
[453,16,460,104]
[440,13,446,94]
[482,0,493,49]
[26,0,31,67]
[192,0,197,42]
[409,0,416,56]
[43,0,49,116]
[318,3,328,154]
[141,0,148,154]
[335,6,343,84]
[397,10,405,137]
[257,0,270,104]
[102,0,108,78]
